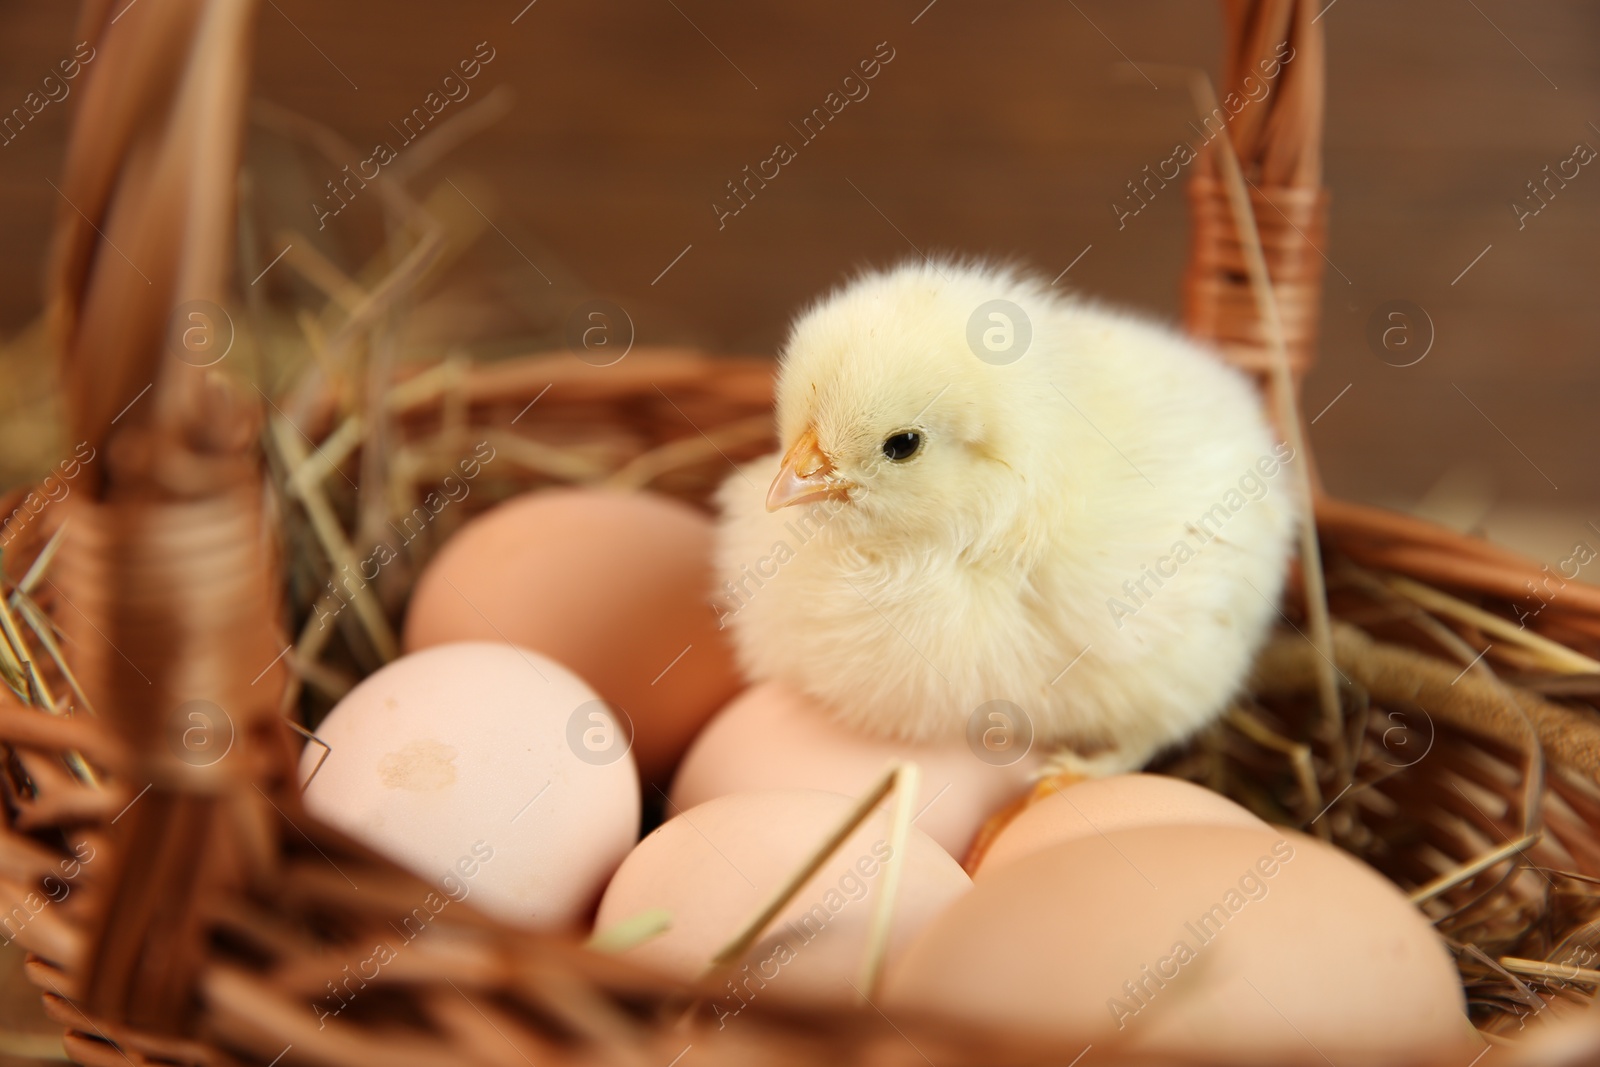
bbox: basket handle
[1182,0,1329,391]
[47,0,296,1033]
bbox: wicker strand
[42,0,296,1036]
[1253,622,1600,780]
[1183,0,1329,394]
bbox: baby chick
[714,260,1297,775]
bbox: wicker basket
[4,0,1600,1064]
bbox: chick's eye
[882,431,922,461]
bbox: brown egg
[671,682,1044,859]
[595,788,971,1012]
[405,489,740,784]
[974,773,1267,878]
[883,824,1482,1065]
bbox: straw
[704,762,910,975]
[1182,69,1344,764]
[1411,835,1543,905]
[855,761,920,999]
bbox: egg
[595,789,971,1010]
[973,773,1268,878]
[671,682,1043,859]
[883,824,1481,1064]
[301,641,639,929]
[404,489,741,784]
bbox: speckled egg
[301,641,639,929]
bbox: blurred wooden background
[1,0,1597,551]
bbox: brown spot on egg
[378,739,458,790]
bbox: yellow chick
[713,260,1297,775]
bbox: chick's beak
[766,427,853,511]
